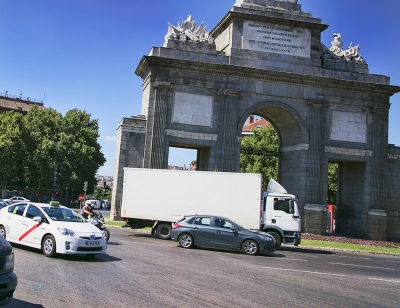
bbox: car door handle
[215,230,221,233]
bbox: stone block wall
[387,145,400,241]
[366,210,388,241]
[304,204,327,235]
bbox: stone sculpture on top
[321,33,365,63]
[164,15,214,46]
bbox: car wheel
[178,234,194,249]
[242,240,259,255]
[0,226,6,238]
[156,224,172,240]
[268,231,282,249]
[42,235,57,257]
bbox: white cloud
[104,136,117,143]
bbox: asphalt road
[6,227,400,308]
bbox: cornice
[136,56,400,96]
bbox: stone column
[366,107,389,240]
[304,100,327,234]
[215,89,242,172]
[143,81,172,169]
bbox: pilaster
[215,89,242,172]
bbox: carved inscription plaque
[330,110,367,143]
[242,21,311,57]
[172,92,213,127]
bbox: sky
[1,0,399,176]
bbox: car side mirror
[230,225,237,232]
[33,216,42,222]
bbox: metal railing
[0,92,43,104]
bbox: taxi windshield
[42,207,86,222]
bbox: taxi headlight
[5,251,14,270]
[57,227,77,237]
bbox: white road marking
[368,278,400,284]
[329,262,393,270]
[263,266,346,276]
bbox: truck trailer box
[121,168,262,230]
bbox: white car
[9,196,30,203]
[0,201,107,258]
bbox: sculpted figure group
[322,33,365,63]
[164,15,214,45]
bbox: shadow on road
[278,246,336,255]
[5,299,44,307]
[11,243,122,262]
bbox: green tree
[57,109,106,197]
[327,163,338,204]
[0,112,25,187]
[22,107,63,195]
[94,185,112,201]
[240,125,279,191]
[0,107,106,201]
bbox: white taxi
[0,201,107,257]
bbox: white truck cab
[261,179,301,248]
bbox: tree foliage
[240,125,279,191]
[0,112,24,186]
[327,163,338,204]
[94,185,112,201]
[0,107,106,200]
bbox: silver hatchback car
[171,215,275,255]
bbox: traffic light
[83,181,88,192]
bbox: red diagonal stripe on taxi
[19,223,41,241]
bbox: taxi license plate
[85,241,100,246]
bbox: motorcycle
[87,211,110,242]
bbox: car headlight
[57,227,77,237]
[258,235,273,242]
[5,251,14,270]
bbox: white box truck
[120,168,301,249]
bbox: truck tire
[268,231,282,249]
[156,224,172,240]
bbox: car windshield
[42,207,86,222]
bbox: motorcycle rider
[81,201,98,220]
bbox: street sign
[78,194,84,201]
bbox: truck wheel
[178,234,193,248]
[42,235,57,257]
[268,231,282,249]
[242,240,258,255]
[156,224,172,240]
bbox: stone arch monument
[111,0,400,241]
